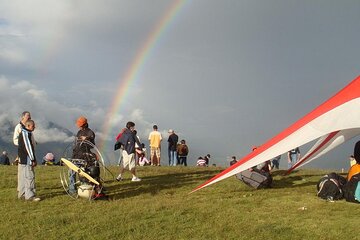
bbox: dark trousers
[179,156,187,166]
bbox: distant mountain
[47,121,74,137]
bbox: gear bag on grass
[235,169,272,189]
[344,173,360,203]
[316,172,346,200]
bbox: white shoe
[27,197,41,202]
[131,177,141,182]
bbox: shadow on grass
[105,169,221,200]
[39,186,69,199]
[271,170,325,189]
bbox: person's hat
[168,129,174,133]
[2,151,7,155]
[76,116,87,128]
[44,153,54,161]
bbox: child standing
[18,119,40,201]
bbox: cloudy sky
[0,0,360,168]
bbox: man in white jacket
[13,111,34,193]
[13,111,32,146]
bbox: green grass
[0,165,359,240]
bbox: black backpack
[316,172,346,200]
[344,173,360,203]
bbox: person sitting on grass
[197,157,207,167]
[42,152,56,166]
[138,143,150,166]
[348,141,360,181]
[229,156,237,166]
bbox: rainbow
[99,0,189,152]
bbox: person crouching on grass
[116,121,142,182]
[18,119,40,202]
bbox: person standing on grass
[116,121,142,182]
[167,129,178,166]
[287,147,300,169]
[177,139,189,166]
[13,111,32,146]
[18,119,40,201]
[271,155,281,170]
[148,125,162,166]
[13,111,34,192]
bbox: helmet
[87,165,100,178]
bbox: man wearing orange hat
[72,116,95,159]
[69,116,96,194]
[76,116,95,142]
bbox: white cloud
[0,48,26,64]
[26,88,47,100]
[0,76,9,88]
[34,126,73,143]
[0,76,107,144]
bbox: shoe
[27,197,41,202]
[131,177,141,182]
[94,193,109,200]
[116,177,123,181]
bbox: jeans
[179,156,187,166]
[168,150,177,166]
[69,170,77,194]
[272,159,279,169]
[288,154,297,169]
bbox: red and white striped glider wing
[287,128,360,173]
[192,76,360,193]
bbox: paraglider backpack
[114,128,127,151]
[236,169,272,189]
[344,173,360,203]
[317,172,346,200]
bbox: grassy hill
[1,165,359,240]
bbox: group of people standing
[115,124,190,182]
[148,125,189,167]
[270,147,300,170]
[12,111,106,201]
[228,146,301,171]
